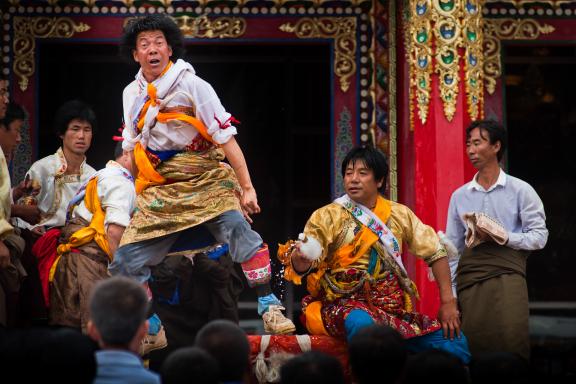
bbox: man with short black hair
[446,119,548,360]
[0,102,41,225]
[18,99,97,233]
[0,76,25,326]
[279,146,470,363]
[88,276,160,384]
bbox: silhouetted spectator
[161,346,219,384]
[195,319,250,383]
[404,349,470,384]
[40,328,98,382]
[348,324,407,384]
[280,350,345,384]
[0,327,97,382]
[87,276,160,384]
[469,352,529,384]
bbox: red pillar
[411,63,476,317]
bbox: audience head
[0,327,97,383]
[195,319,250,382]
[280,351,345,384]
[469,352,529,384]
[161,346,219,384]
[348,324,407,384]
[87,276,150,353]
[40,328,98,383]
[404,349,469,384]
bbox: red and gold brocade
[280,200,446,339]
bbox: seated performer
[110,14,294,334]
[49,141,136,333]
[17,100,97,326]
[0,79,26,327]
[17,99,96,234]
[279,146,470,363]
[0,102,41,226]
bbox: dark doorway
[38,42,331,326]
[504,45,576,303]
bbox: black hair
[466,120,507,162]
[113,140,124,160]
[53,100,97,137]
[195,320,249,382]
[341,146,389,193]
[161,347,219,384]
[120,14,185,62]
[280,351,345,384]
[1,102,26,130]
[348,325,407,384]
[404,349,470,384]
[40,329,98,383]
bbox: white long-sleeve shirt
[72,161,135,229]
[122,59,237,152]
[17,147,96,230]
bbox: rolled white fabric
[297,233,322,262]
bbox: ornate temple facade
[1,0,574,314]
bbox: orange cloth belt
[50,177,112,282]
[133,61,215,194]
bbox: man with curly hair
[110,14,295,337]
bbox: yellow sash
[304,196,392,335]
[49,177,111,282]
[133,62,216,195]
[134,142,166,194]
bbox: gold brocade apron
[456,242,530,360]
[120,148,242,246]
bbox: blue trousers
[110,210,262,283]
[344,309,471,364]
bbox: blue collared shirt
[446,169,548,269]
[445,170,548,294]
[94,350,160,384]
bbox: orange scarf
[332,196,392,268]
[133,62,216,194]
[50,177,111,282]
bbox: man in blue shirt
[88,276,160,384]
[446,120,548,361]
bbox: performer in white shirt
[110,14,295,335]
[50,141,136,333]
[18,100,97,234]
[15,100,96,326]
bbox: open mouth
[149,59,161,66]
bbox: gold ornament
[280,17,357,93]
[483,18,555,95]
[13,17,90,91]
